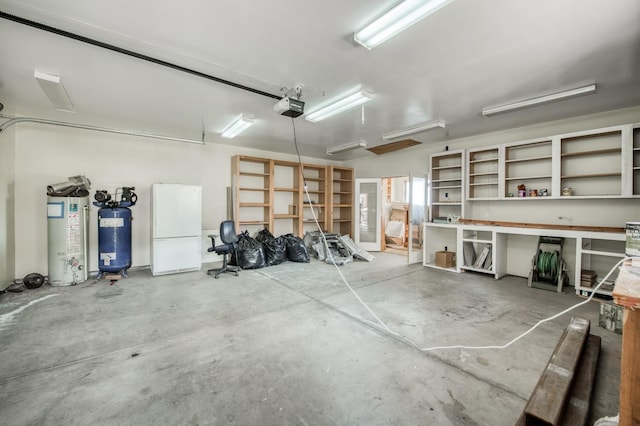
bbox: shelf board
[469,172,498,177]
[424,263,458,272]
[239,172,269,177]
[469,157,498,164]
[274,214,298,219]
[581,249,626,258]
[432,201,462,205]
[239,202,269,207]
[431,179,462,189]
[333,191,353,195]
[505,175,552,181]
[333,204,352,208]
[332,219,352,222]
[561,172,621,179]
[576,286,613,297]
[303,219,325,223]
[505,155,552,164]
[461,265,494,274]
[432,164,462,171]
[469,182,499,187]
[239,187,269,192]
[274,187,298,192]
[461,239,492,244]
[303,177,325,182]
[433,186,462,191]
[303,203,325,208]
[238,220,269,225]
[561,147,621,158]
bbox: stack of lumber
[580,269,597,288]
[515,317,600,426]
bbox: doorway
[381,176,410,256]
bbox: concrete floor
[0,252,622,425]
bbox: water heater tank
[47,195,90,286]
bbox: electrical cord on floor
[289,116,629,353]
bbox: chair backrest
[219,220,238,244]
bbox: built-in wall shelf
[455,124,640,201]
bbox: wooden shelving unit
[301,163,327,234]
[329,166,354,236]
[233,156,273,234]
[233,155,353,237]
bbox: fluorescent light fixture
[482,84,597,117]
[34,70,75,112]
[326,140,367,155]
[383,119,445,140]
[355,0,455,49]
[305,90,372,123]
[221,114,254,138]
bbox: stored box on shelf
[436,251,456,268]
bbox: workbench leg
[619,308,640,426]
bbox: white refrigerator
[151,183,202,276]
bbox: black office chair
[207,220,240,279]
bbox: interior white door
[408,174,427,264]
[354,178,382,251]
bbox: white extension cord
[304,184,629,352]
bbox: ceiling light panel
[482,84,597,117]
[34,70,75,112]
[305,90,373,123]
[221,114,255,138]
[383,120,445,140]
[326,140,367,155]
[355,0,455,49]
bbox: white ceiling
[1,0,640,160]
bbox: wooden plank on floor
[523,317,590,425]
[561,334,601,426]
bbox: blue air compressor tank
[97,207,132,274]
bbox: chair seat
[214,243,234,255]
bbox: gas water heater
[46,175,91,286]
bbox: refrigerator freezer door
[151,237,201,276]
[152,184,202,238]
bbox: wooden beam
[561,334,601,426]
[523,317,590,425]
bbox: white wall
[12,123,334,279]
[349,106,640,228]
[0,125,16,289]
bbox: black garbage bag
[234,231,267,269]
[256,229,287,266]
[283,233,310,263]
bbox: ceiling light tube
[355,0,455,49]
[326,140,367,155]
[482,84,597,117]
[383,119,445,140]
[34,70,75,112]
[221,114,254,138]
[305,90,373,123]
